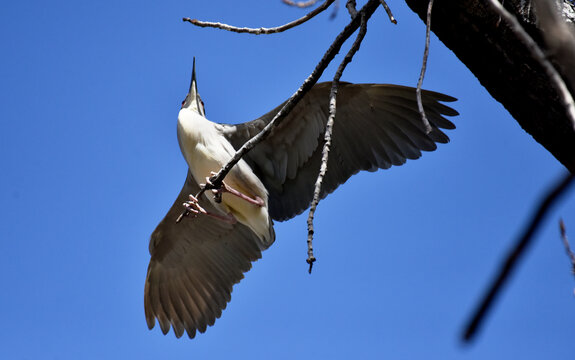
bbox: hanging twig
[183,0,335,35]
[416,0,434,134]
[306,10,368,273]
[463,172,575,342]
[178,0,382,223]
[379,0,397,24]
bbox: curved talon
[201,172,221,190]
[183,194,237,224]
[185,194,208,214]
[182,205,200,215]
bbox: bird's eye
[181,99,185,107]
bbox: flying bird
[144,61,458,338]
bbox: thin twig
[463,172,575,342]
[346,0,357,17]
[282,0,320,8]
[559,219,575,276]
[416,0,434,134]
[183,0,335,35]
[178,0,382,222]
[379,0,397,24]
[485,0,575,131]
[306,12,368,274]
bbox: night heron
[144,60,458,338]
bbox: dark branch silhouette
[462,0,575,342]
[463,172,575,342]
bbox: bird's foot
[183,194,207,215]
[204,173,264,207]
[183,195,237,224]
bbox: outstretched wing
[144,171,272,338]
[221,82,458,221]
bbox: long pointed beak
[189,57,198,99]
[181,57,203,115]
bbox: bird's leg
[205,172,264,207]
[183,195,237,224]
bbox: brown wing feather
[144,171,272,338]
[222,82,458,221]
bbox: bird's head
[181,58,206,117]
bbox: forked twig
[306,11,368,273]
[183,0,334,35]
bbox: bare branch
[306,13,368,273]
[416,0,434,134]
[463,172,575,342]
[379,0,397,24]
[178,0,382,222]
[183,0,335,35]
[346,0,358,17]
[534,0,575,91]
[282,0,321,8]
[484,0,575,131]
[460,1,575,340]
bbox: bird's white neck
[177,108,217,146]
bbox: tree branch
[484,0,575,131]
[178,0,382,222]
[183,0,335,35]
[346,0,358,17]
[306,10,368,273]
[404,0,575,173]
[460,0,575,342]
[415,0,434,134]
[379,0,397,24]
[463,172,575,342]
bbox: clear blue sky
[1,1,574,359]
